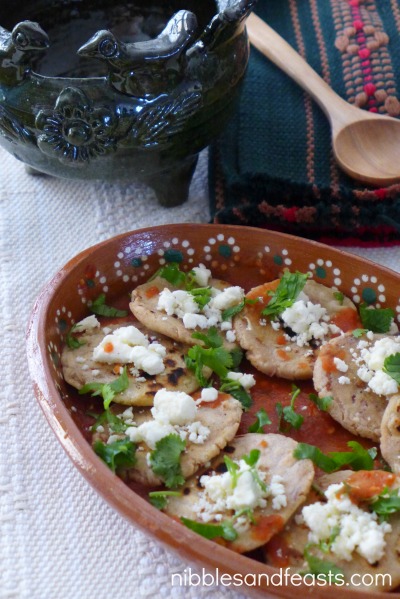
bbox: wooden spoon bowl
[246,13,400,187]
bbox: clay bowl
[0,0,256,206]
[26,224,400,598]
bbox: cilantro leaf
[276,385,304,431]
[248,408,272,433]
[302,547,344,583]
[359,303,394,334]
[294,441,377,473]
[222,299,246,321]
[185,345,233,384]
[219,378,252,410]
[262,271,309,317]
[224,455,240,487]
[221,298,258,321]
[152,263,186,287]
[66,324,85,349]
[370,487,400,519]
[90,293,128,318]
[149,434,186,488]
[333,291,344,305]
[242,449,261,467]
[148,491,182,510]
[191,327,223,349]
[229,347,244,369]
[93,438,136,473]
[309,393,333,412]
[90,409,129,434]
[181,517,238,542]
[189,286,212,309]
[79,367,129,409]
[383,353,400,385]
[352,328,367,338]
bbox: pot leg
[150,155,199,207]
[25,165,48,177]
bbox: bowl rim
[26,223,400,599]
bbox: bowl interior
[27,224,400,598]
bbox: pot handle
[187,0,258,54]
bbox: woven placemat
[210,0,400,245]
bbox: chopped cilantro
[66,324,85,349]
[191,326,223,349]
[93,438,136,473]
[276,385,304,431]
[359,303,394,334]
[352,328,367,338]
[185,345,233,386]
[302,546,344,584]
[383,353,400,385]
[229,347,244,369]
[79,366,129,409]
[224,455,240,488]
[248,408,272,433]
[370,487,400,520]
[148,491,182,510]
[333,291,344,305]
[90,293,128,318]
[221,297,258,321]
[261,271,309,317]
[294,441,377,473]
[152,262,186,287]
[149,434,186,488]
[219,378,252,410]
[309,393,333,412]
[242,448,261,467]
[188,286,212,308]
[181,517,238,542]
[90,408,129,434]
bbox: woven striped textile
[209,0,400,245]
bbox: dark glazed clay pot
[0,0,257,206]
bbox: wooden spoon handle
[246,13,353,125]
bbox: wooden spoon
[246,13,400,187]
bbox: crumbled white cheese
[92,326,165,375]
[186,421,210,444]
[334,357,348,373]
[127,420,176,449]
[225,330,237,343]
[302,482,392,564]
[338,376,351,385]
[157,289,199,318]
[198,387,219,403]
[279,300,330,347]
[123,388,209,448]
[210,286,244,311]
[151,389,197,426]
[191,264,211,287]
[354,336,400,396]
[74,315,100,332]
[156,271,244,335]
[112,325,149,347]
[362,337,400,372]
[368,370,398,396]
[226,371,256,390]
[194,458,286,526]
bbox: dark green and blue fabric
[209,0,400,245]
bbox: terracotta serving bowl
[26,224,400,598]
[0,0,256,206]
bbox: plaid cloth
[209,0,400,245]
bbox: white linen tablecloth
[1,145,400,599]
